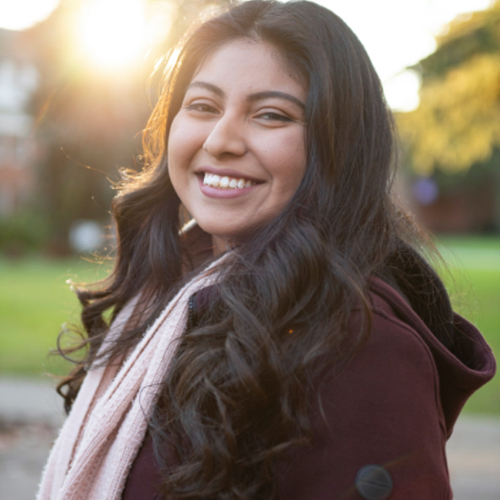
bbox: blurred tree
[396,1,500,231]
[398,53,500,175]
[26,0,228,254]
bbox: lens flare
[76,0,146,70]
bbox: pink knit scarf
[37,261,221,500]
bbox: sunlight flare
[76,0,147,70]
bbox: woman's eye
[186,102,218,114]
[258,112,292,122]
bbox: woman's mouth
[202,172,257,190]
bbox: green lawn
[435,237,500,415]
[0,237,498,415]
[0,257,111,376]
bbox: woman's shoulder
[275,276,495,500]
[276,279,450,500]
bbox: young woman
[38,1,495,499]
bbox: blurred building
[409,174,498,233]
[0,29,38,216]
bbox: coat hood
[368,276,496,438]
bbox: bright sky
[0,0,494,110]
[0,0,60,31]
[316,0,494,110]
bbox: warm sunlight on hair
[77,0,147,71]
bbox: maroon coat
[122,277,496,500]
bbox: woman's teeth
[202,173,255,189]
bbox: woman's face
[168,39,307,254]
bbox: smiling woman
[37,2,495,500]
[168,40,307,253]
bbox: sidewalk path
[1,377,499,499]
[446,415,500,499]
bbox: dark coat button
[355,464,393,500]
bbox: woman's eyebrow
[186,82,304,110]
[247,91,305,110]
[187,81,225,98]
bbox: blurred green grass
[0,236,498,414]
[435,236,500,415]
[0,257,111,376]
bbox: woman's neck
[211,235,230,257]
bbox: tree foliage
[397,1,500,176]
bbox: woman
[38,1,495,499]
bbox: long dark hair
[58,1,437,498]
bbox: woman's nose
[203,113,247,158]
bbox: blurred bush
[0,210,52,255]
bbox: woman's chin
[195,221,248,246]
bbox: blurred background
[0,0,499,498]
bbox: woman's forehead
[187,38,308,95]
